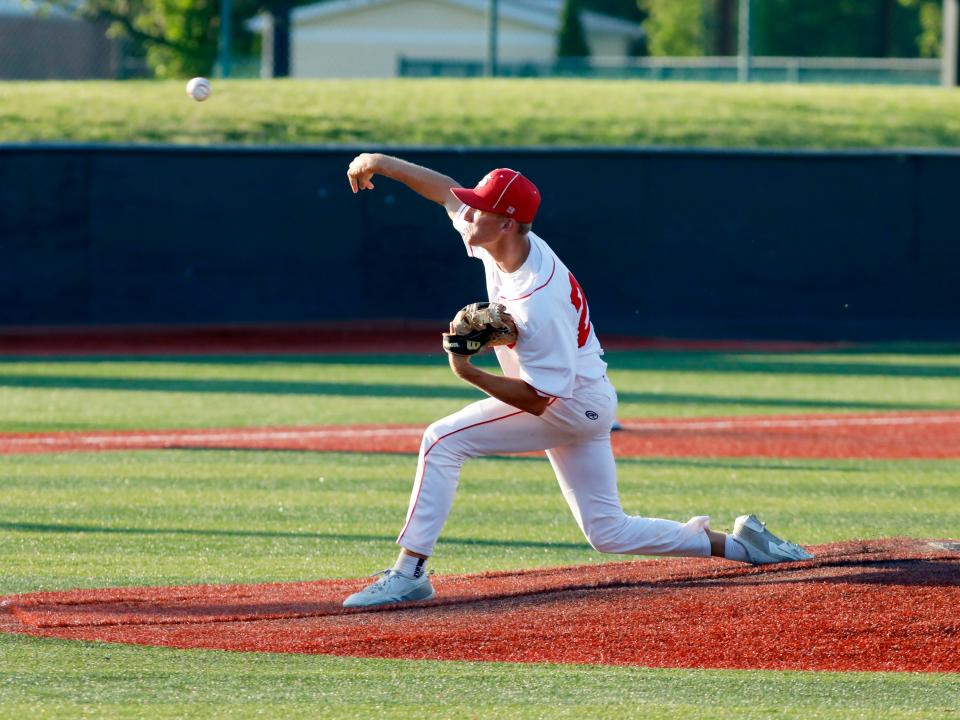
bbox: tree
[581,0,645,23]
[640,0,705,56]
[35,0,271,77]
[557,0,592,58]
[578,0,647,54]
[752,0,938,58]
[900,0,943,56]
[640,0,940,59]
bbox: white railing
[398,56,942,85]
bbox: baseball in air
[186,77,212,102]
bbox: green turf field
[1,347,959,718]
[3,79,960,149]
[1,347,958,431]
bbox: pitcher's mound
[2,538,958,672]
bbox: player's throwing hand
[346,153,378,193]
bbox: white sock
[724,535,751,563]
[393,553,427,579]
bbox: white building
[249,0,643,78]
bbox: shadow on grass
[2,347,960,381]
[0,354,445,368]
[0,521,589,551]
[613,392,946,411]
[0,373,951,411]
[167,446,872,473]
[0,374,481,400]
[614,456,872,473]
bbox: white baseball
[186,77,212,102]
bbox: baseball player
[343,153,813,608]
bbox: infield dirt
[2,411,959,458]
[2,538,958,672]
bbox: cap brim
[451,187,493,213]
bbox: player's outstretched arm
[347,153,462,218]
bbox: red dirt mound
[2,411,959,458]
[2,539,958,672]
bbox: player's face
[461,206,509,247]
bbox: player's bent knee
[421,418,454,448]
[420,419,471,460]
[582,516,631,554]
[588,536,628,554]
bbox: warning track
[2,411,960,458]
[2,539,957,672]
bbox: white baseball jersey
[394,205,713,561]
[454,204,607,399]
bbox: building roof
[250,0,641,37]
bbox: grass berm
[3,79,960,149]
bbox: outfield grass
[1,348,959,718]
[3,450,958,593]
[3,79,960,149]
[2,634,958,720]
[1,347,958,432]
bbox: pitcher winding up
[342,153,813,608]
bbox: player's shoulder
[528,232,564,268]
[528,234,570,289]
[451,203,469,228]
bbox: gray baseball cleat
[732,514,815,564]
[342,569,435,608]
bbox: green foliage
[752,0,933,58]
[900,0,943,57]
[641,0,939,59]
[641,0,706,56]
[557,0,592,58]
[36,0,266,77]
[582,0,646,23]
[141,0,225,77]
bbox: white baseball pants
[396,375,712,559]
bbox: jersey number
[568,272,591,348]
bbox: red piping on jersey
[531,386,564,400]
[499,256,557,302]
[397,408,526,548]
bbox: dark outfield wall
[1,145,958,340]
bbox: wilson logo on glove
[442,302,518,356]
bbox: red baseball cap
[451,168,541,224]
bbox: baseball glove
[442,302,518,355]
